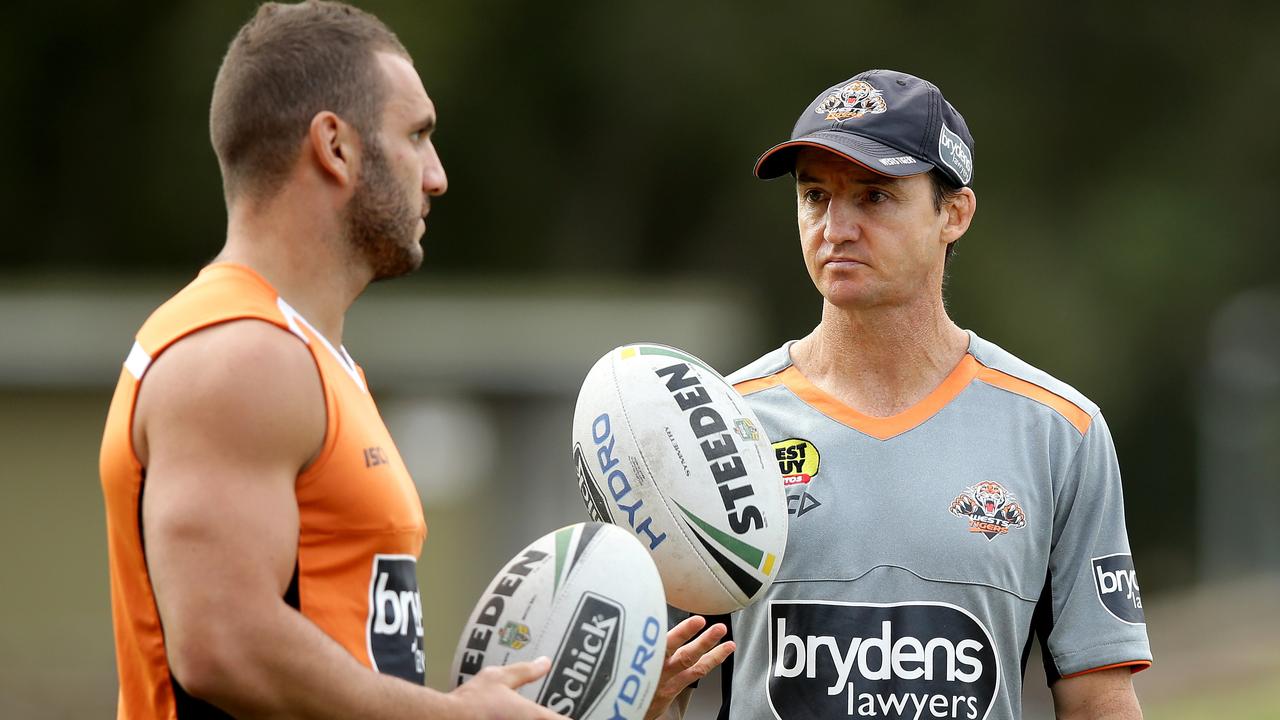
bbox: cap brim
[753,131,935,180]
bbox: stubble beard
[345,137,423,282]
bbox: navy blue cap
[754,69,974,187]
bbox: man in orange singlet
[98,2,725,718]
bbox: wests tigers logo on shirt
[949,481,1027,541]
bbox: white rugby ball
[451,522,667,720]
[572,343,787,615]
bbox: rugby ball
[451,522,667,720]
[572,343,787,615]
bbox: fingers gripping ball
[572,343,789,614]
[451,523,668,720]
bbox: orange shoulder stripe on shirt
[1060,659,1151,679]
[973,365,1093,435]
[733,373,786,397]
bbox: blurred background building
[1,1,1277,718]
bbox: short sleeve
[1035,412,1152,681]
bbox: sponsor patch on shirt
[773,438,820,486]
[949,481,1027,541]
[767,600,999,720]
[366,554,425,683]
[1092,553,1145,625]
[773,438,823,518]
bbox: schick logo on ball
[1091,554,1145,625]
[767,601,998,720]
[366,555,425,683]
[538,593,623,718]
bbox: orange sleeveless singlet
[100,263,428,719]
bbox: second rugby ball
[451,522,667,720]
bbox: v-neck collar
[736,338,979,441]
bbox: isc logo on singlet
[368,555,425,683]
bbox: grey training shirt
[712,330,1151,720]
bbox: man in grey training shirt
[679,70,1151,720]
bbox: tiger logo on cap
[815,80,887,121]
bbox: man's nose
[823,197,860,245]
[422,142,447,197]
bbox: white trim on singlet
[124,340,152,380]
[276,296,368,393]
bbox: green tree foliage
[2,0,1277,588]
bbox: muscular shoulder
[134,319,325,472]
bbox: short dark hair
[928,168,965,263]
[209,1,409,200]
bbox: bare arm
[137,321,563,719]
[1051,667,1143,720]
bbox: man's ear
[307,111,360,189]
[942,187,977,245]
